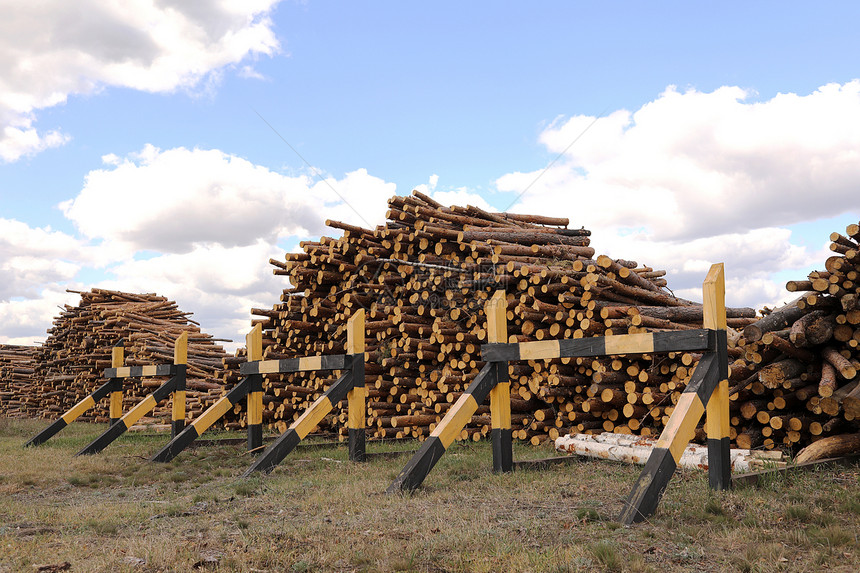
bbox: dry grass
[1,417,859,572]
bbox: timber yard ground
[1,419,858,573]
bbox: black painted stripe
[491,428,513,473]
[348,428,366,462]
[243,429,301,475]
[707,437,731,491]
[247,424,263,452]
[465,363,499,405]
[618,446,678,525]
[103,364,176,378]
[386,436,447,493]
[151,424,201,463]
[240,354,350,375]
[24,417,68,447]
[482,329,715,362]
[689,353,720,405]
[76,421,127,456]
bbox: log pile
[237,190,762,445]
[13,289,232,425]
[0,344,38,418]
[727,221,860,451]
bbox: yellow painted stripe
[115,367,132,378]
[172,390,186,421]
[111,346,124,368]
[247,391,263,425]
[141,365,158,377]
[299,356,322,371]
[62,396,96,423]
[191,397,233,433]
[122,395,158,429]
[705,379,730,438]
[347,387,366,429]
[655,392,705,463]
[258,360,280,374]
[518,340,561,360]
[291,398,333,438]
[347,309,365,354]
[430,394,478,448]
[109,391,123,419]
[605,333,654,355]
[174,332,188,365]
[490,382,511,429]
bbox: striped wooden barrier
[153,310,367,475]
[151,324,266,462]
[75,333,190,455]
[388,264,730,527]
[243,309,366,475]
[25,335,190,448]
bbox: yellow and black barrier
[151,324,265,462]
[388,264,730,526]
[76,333,189,456]
[243,310,366,474]
[25,343,126,447]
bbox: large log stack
[19,289,231,425]
[0,344,38,418]
[237,191,765,446]
[727,222,860,450]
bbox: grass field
[1,418,858,573]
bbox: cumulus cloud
[60,145,397,253]
[498,82,860,308]
[0,0,281,161]
[2,146,402,347]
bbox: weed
[588,540,622,572]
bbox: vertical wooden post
[487,291,512,473]
[246,324,264,452]
[171,332,188,438]
[347,309,367,462]
[109,343,124,426]
[703,263,731,490]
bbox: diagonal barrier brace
[244,310,366,475]
[25,341,125,447]
[387,362,498,493]
[618,352,721,524]
[151,325,264,463]
[76,334,188,456]
[243,367,354,475]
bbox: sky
[1,1,859,349]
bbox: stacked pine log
[0,344,38,418]
[23,289,231,425]
[728,222,860,450]
[236,190,762,445]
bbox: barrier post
[109,343,124,425]
[346,309,367,462]
[703,263,731,490]
[487,291,512,473]
[171,333,188,438]
[246,324,264,451]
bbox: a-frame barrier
[388,264,730,526]
[25,342,127,447]
[76,333,190,455]
[243,309,366,475]
[153,309,367,476]
[151,325,265,462]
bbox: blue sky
[1,1,859,347]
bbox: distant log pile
[8,289,232,425]
[728,221,860,450]
[237,191,764,445]
[0,345,38,417]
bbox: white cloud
[0,0,281,161]
[498,81,860,308]
[3,146,401,347]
